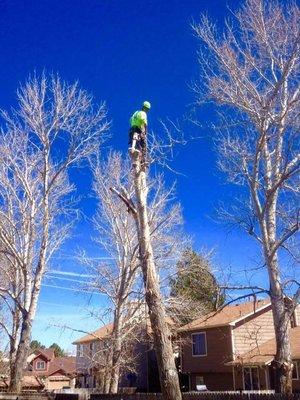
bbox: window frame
[78,344,84,357]
[191,332,207,357]
[36,360,46,371]
[242,366,260,390]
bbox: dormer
[30,348,55,374]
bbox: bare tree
[111,140,184,399]
[0,73,108,392]
[85,152,142,393]
[193,0,300,393]
[86,151,184,393]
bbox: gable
[32,354,48,363]
[49,369,68,377]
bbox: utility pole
[130,151,182,400]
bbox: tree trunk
[131,155,182,400]
[103,352,112,393]
[267,256,292,394]
[109,308,123,393]
[9,316,32,393]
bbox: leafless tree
[111,134,185,399]
[193,0,299,393]
[84,151,185,393]
[0,73,108,392]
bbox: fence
[0,393,54,400]
[1,392,300,400]
[90,393,300,400]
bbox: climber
[128,101,151,158]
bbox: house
[0,375,44,392]
[228,326,300,392]
[0,355,44,392]
[28,348,76,390]
[73,323,114,389]
[179,299,300,392]
[73,318,174,392]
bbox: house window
[243,367,260,390]
[36,360,46,370]
[292,362,299,380]
[192,332,207,356]
[78,344,84,357]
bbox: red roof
[32,348,55,361]
[48,356,76,376]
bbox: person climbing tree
[114,102,182,400]
[128,101,151,161]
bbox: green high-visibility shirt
[130,110,147,129]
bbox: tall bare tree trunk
[266,253,292,393]
[9,316,32,392]
[109,308,123,393]
[262,192,292,393]
[131,154,182,400]
[104,353,112,393]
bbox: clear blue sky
[0,0,265,352]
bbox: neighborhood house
[179,299,300,392]
[27,348,76,390]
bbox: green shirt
[130,110,147,128]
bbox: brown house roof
[0,375,44,389]
[32,348,55,361]
[73,322,114,344]
[178,299,270,332]
[73,316,175,345]
[30,348,76,378]
[228,326,300,366]
[48,356,76,376]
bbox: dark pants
[129,126,146,156]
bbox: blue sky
[0,0,267,352]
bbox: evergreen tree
[169,248,224,324]
[30,340,45,351]
[49,343,65,357]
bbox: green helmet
[143,101,151,110]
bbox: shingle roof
[48,356,76,376]
[0,375,44,389]
[73,316,175,345]
[227,326,300,365]
[72,322,114,344]
[178,299,270,332]
[33,348,55,361]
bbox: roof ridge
[178,299,271,332]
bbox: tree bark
[262,187,293,394]
[9,316,32,392]
[267,255,292,394]
[109,307,123,393]
[131,154,182,400]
